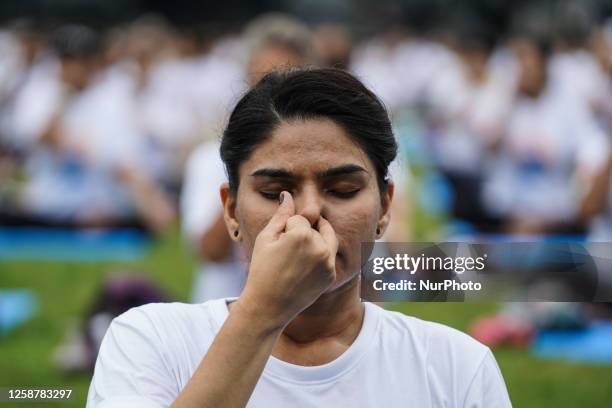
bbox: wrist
[232,292,290,335]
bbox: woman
[87,68,512,407]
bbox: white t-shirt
[430,70,514,174]
[19,63,147,221]
[549,50,609,112]
[87,299,512,408]
[483,87,610,222]
[6,58,65,149]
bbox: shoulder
[372,305,492,384]
[102,299,226,360]
[95,299,227,377]
[112,299,222,338]
[89,300,228,408]
[375,305,489,358]
[371,305,511,406]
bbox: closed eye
[260,189,360,200]
[260,191,282,200]
[328,189,360,199]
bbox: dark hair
[51,24,100,59]
[453,12,497,55]
[220,68,397,198]
[512,31,553,59]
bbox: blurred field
[1,228,611,407]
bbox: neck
[226,274,365,365]
[280,274,364,345]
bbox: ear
[377,180,394,238]
[220,182,241,241]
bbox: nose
[294,185,323,228]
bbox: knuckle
[289,228,310,242]
[288,214,307,224]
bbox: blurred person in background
[549,1,610,124]
[583,20,612,241]
[0,22,62,154]
[581,155,612,241]
[243,12,316,85]
[4,24,175,232]
[92,16,198,197]
[313,23,352,70]
[181,13,315,302]
[91,16,238,198]
[482,32,610,235]
[1,24,102,223]
[0,20,45,138]
[0,20,46,210]
[425,16,515,232]
[351,14,460,116]
[351,26,415,113]
[128,17,239,194]
[589,19,612,133]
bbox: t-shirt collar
[208,298,381,384]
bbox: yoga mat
[0,289,37,336]
[0,227,149,261]
[532,322,612,364]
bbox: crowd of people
[0,8,610,303]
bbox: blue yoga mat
[532,322,612,365]
[0,289,37,336]
[0,227,149,261]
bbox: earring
[233,230,239,238]
[376,227,381,236]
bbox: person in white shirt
[425,23,514,230]
[483,34,610,234]
[88,68,511,407]
[15,25,175,231]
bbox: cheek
[327,195,380,252]
[327,199,379,280]
[235,193,277,260]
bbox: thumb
[261,191,295,238]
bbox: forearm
[119,166,176,233]
[171,299,283,408]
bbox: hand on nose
[240,190,338,328]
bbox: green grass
[1,228,611,407]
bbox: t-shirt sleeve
[463,350,512,408]
[86,307,178,408]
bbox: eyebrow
[250,164,368,179]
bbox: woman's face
[222,118,393,292]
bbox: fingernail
[278,192,284,204]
